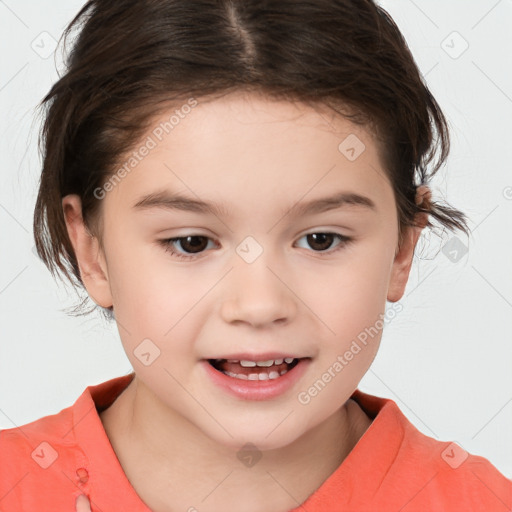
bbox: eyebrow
[132,189,376,218]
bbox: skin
[64,91,430,512]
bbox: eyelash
[158,232,353,261]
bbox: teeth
[240,360,257,367]
[256,360,274,367]
[223,368,289,380]
[232,358,296,367]
[225,371,248,379]
[213,357,300,380]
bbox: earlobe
[62,194,113,308]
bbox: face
[63,91,425,450]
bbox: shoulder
[349,390,512,511]
[0,374,135,511]
[376,412,512,510]
[430,444,511,509]
[0,402,90,510]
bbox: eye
[159,232,353,261]
[159,235,217,260]
[294,232,352,254]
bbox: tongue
[219,360,289,376]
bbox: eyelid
[159,230,353,261]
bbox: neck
[100,375,371,512]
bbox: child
[1,0,510,511]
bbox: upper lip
[205,353,309,362]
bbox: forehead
[104,92,394,221]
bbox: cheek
[307,247,393,339]
[296,257,390,419]
[104,229,192,322]
[111,266,202,344]
[105,241,209,369]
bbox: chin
[203,421,303,453]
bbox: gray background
[1,0,511,478]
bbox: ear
[62,194,113,309]
[387,185,431,303]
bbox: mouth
[207,357,304,380]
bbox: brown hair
[33,0,470,319]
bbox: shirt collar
[73,373,404,510]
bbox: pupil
[182,236,207,253]
[308,233,333,251]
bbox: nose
[220,252,297,328]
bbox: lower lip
[201,359,311,401]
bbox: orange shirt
[1,373,510,511]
